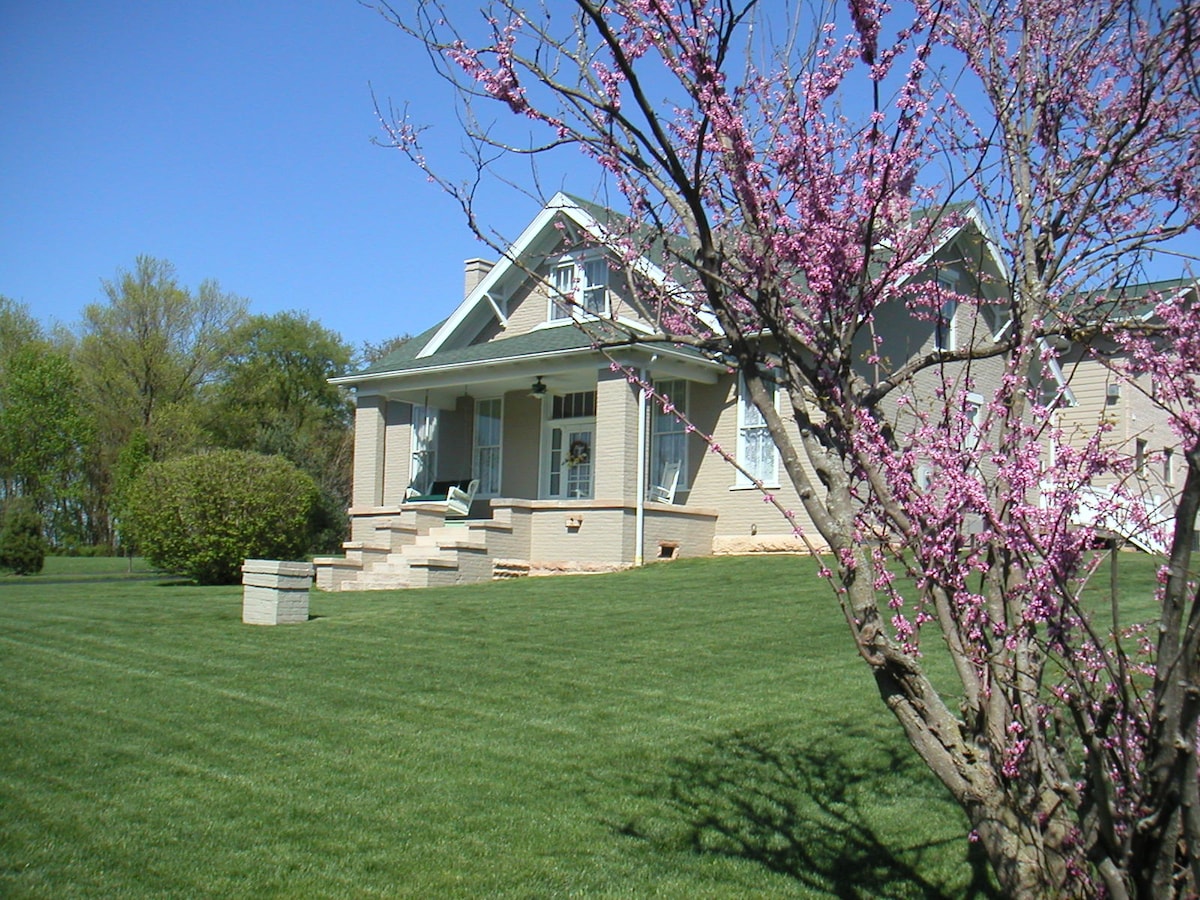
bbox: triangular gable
[897,204,1008,292]
[416,194,1006,364]
[415,192,715,358]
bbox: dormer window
[934,271,960,352]
[550,253,608,320]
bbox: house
[313,194,1040,591]
[1044,277,1199,552]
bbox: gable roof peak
[414,193,626,359]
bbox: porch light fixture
[529,376,548,399]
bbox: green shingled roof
[341,319,712,384]
[353,320,446,377]
[344,194,992,386]
[1053,276,1197,328]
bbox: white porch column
[593,369,640,502]
[352,394,387,508]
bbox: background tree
[0,297,41,381]
[359,332,413,366]
[0,298,93,548]
[202,311,355,551]
[110,428,152,556]
[378,0,1199,895]
[73,256,247,545]
[0,343,93,547]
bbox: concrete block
[242,559,313,625]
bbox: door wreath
[565,439,590,467]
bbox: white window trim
[548,251,609,322]
[964,391,985,452]
[472,397,503,499]
[733,375,779,489]
[410,403,439,495]
[935,272,960,352]
[650,379,689,495]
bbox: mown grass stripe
[4,553,1158,897]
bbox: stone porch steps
[316,517,512,592]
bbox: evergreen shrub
[0,497,48,575]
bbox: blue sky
[4,2,1194,353]
[0,0,555,350]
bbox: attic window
[550,254,608,320]
[934,273,959,352]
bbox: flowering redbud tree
[373,0,1199,894]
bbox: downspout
[635,368,648,566]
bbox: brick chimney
[464,258,494,298]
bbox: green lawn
[2,553,1157,898]
[3,555,160,581]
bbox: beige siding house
[1046,279,1199,551]
[314,194,1041,590]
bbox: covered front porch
[317,335,723,590]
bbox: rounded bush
[0,497,48,575]
[124,450,319,584]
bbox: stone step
[403,552,459,569]
[430,534,489,552]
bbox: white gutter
[332,341,721,388]
[635,368,648,566]
[330,345,602,386]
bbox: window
[473,398,502,497]
[549,254,608,320]
[651,379,688,495]
[964,393,985,452]
[737,375,778,486]
[1164,447,1175,485]
[410,403,439,494]
[1135,438,1147,475]
[551,391,596,420]
[934,274,959,352]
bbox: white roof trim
[417,193,592,358]
[1037,337,1077,407]
[416,192,719,357]
[483,292,508,327]
[331,339,721,387]
[895,205,1008,289]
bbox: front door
[544,421,594,499]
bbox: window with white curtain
[473,398,502,497]
[410,403,438,494]
[549,253,608,320]
[736,376,777,486]
[650,379,688,493]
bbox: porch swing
[404,479,480,517]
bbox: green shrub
[124,450,320,584]
[0,497,48,575]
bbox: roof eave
[331,340,722,390]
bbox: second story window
[934,272,960,352]
[550,254,608,320]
